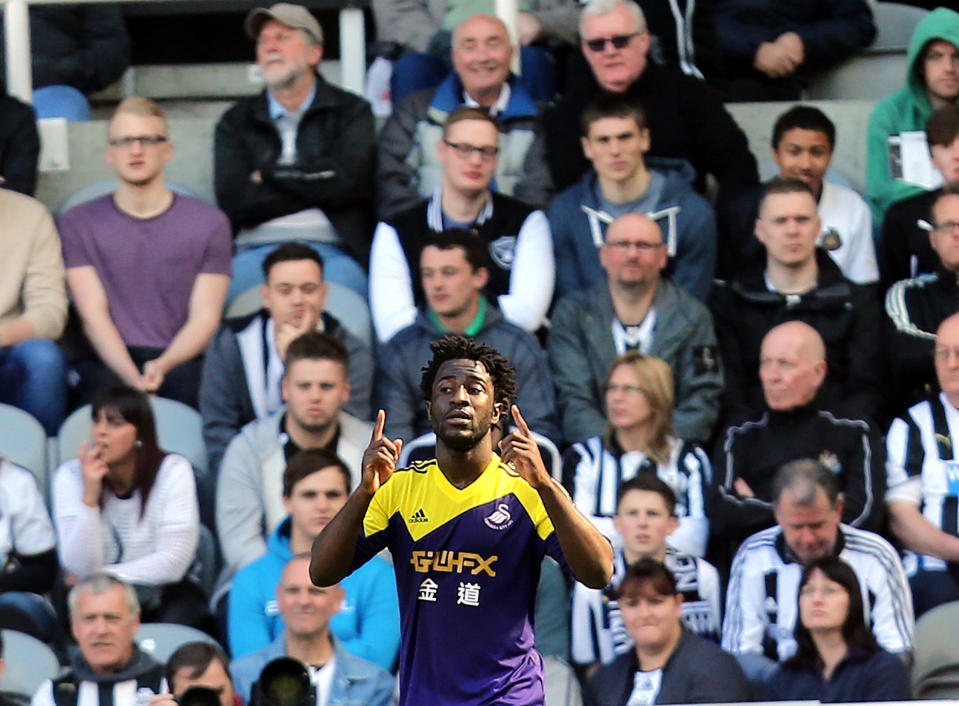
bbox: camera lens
[177,686,222,706]
[257,657,313,706]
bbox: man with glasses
[59,97,231,408]
[543,0,757,198]
[377,13,553,218]
[548,212,721,445]
[887,312,959,616]
[370,107,553,344]
[549,92,717,302]
[886,183,959,414]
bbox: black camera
[176,687,222,706]
[249,657,315,706]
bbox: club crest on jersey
[489,235,517,269]
[484,502,513,530]
[818,450,842,474]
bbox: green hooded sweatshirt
[866,7,959,222]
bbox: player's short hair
[579,0,646,37]
[111,97,168,135]
[771,105,835,151]
[442,106,499,140]
[419,335,517,405]
[165,641,232,689]
[580,92,647,137]
[617,557,677,599]
[262,242,325,280]
[771,459,840,509]
[283,448,351,497]
[284,331,349,372]
[616,473,677,517]
[759,176,815,213]
[603,352,675,465]
[422,230,488,273]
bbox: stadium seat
[136,622,219,663]
[913,600,959,697]
[225,280,373,349]
[0,404,47,497]
[55,397,207,477]
[56,179,202,215]
[399,431,562,481]
[0,629,60,696]
[544,655,583,706]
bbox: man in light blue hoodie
[228,448,400,668]
[548,91,717,302]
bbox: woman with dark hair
[765,556,911,701]
[584,558,749,705]
[52,385,202,625]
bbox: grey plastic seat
[0,404,47,496]
[225,280,373,349]
[913,600,959,697]
[56,179,202,215]
[0,629,60,695]
[136,622,218,663]
[55,397,207,478]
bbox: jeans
[32,85,92,121]
[910,568,959,618]
[0,338,67,435]
[228,241,368,302]
[390,46,557,105]
[73,346,204,410]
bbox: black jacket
[0,94,38,196]
[710,401,886,546]
[214,76,376,265]
[879,187,940,291]
[543,61,757,196]
[883,267,959,416]
[0,5,130,93]
[584,629,750,705]
[710,249,883,424]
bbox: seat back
[0,629,60,695]
[913,600,959,697]
[0,404,47,497]
[136,622,219,664]
[57,179,202,215]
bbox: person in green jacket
[867,7,959,222]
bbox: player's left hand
[499,405,550,489]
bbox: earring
[134,440,143,448]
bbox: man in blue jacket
[228,448,400,668]
[549,92,716,302]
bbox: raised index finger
[511,404,533,438]
[371,409,386,441]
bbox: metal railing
[2,0,368,100]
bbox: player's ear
[492,399,506,424]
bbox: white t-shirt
[627,669,662,706]
[818,180,878,285]
[0,459,55,565]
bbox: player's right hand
[362,409,403,494]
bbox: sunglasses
[584,32,640,53]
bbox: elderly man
[722,460,913,683]
[886,312,959,617]
[712,321,885,547]
[710,177,882,425]
[215,2,375,299]
[60,97,231,409]
[370,107,553,343]
[230,554,395,704]
[544,0,757,196]
[886,183,959,414]
[377,13,552,218]
[32,574,164,705]
[549,212,721,445]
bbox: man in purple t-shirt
[59,97,232,408]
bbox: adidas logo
[409,508,429,523]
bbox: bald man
[376,13,552,219]
[711,320,886,548]
[886,312,959,616]
[548,90,717,301]
[548,211,722,444]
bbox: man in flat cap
[215,2,375,301]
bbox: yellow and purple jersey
[350,453,570,705]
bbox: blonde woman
[562,351,710,556]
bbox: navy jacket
[765,648,910,702]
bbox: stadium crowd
[0,0,958,703]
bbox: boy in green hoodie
[867,7,959,222]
